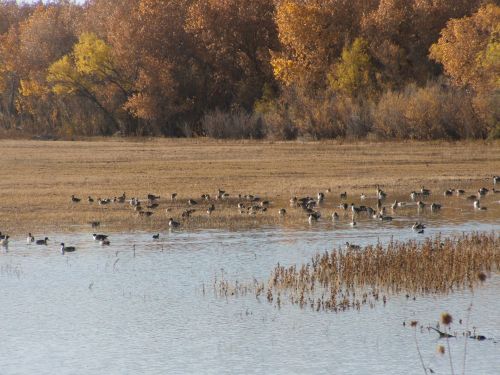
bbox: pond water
[0,194,499,374]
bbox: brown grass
[0,138,498,235]
[216,232,500,313]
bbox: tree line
[0,0,498,140]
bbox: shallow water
[0,193,499,374]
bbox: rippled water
[0,194,499,374]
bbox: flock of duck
[1,176,498,254]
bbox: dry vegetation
[0,139,499,235]
[216,232,500,313]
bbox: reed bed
[216,232,500,313]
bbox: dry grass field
[0,138,499,235]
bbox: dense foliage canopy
[0,0,498,139]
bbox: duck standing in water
[60,243,76,254]
[0,236,9,248]
[27,233,35,244]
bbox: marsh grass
[216,233,499,313]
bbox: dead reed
[216,232,500,313]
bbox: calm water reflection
[0,196,499,374]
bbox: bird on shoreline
[169,218,181,228]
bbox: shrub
[201,108,265,139]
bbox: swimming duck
[36,237,49,245]
[169,218,181,228]
[412,222,426,231]
[27,233,35,244]
[60,243,76,254]
[152,234,160,240]
[345,242,361,251]
[430,203,442,211]
[100,239,111,246]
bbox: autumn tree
[328,38,378,98]
[185,0,279,111]
[430,4,500,135]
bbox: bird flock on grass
[1,176,498,253]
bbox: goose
[430,203,442,211]
[366,207,375,216]
[169,218,181,228]
[339,203,348,210]
[278,208,287,216]
[332,212,339,221]
[345,242,361,251]
[350,217,357,227]
[98,198,110,205]
[0,236,9,247]
[379,215,393,222]
[412,222,426,231]
[170,193,177,201]
[201,194,210,200]
[420,186,431,196]
[455,189,465,195]
[260,200,270,207]
[237,202,245,209]
[146,203,159,209]
[100,239,110,246]
[417,201,425,209]
[147,194,160,201]
[207,204,215,215]
[477,187,488,196]
[88,196,94,203]
[444,189,453,196]
[289,196,298,205]
[317,192,325,202]
[71,195,81,203]
[60,243,76,254]
[340,192,347,200]
[27,233,35,244]
[188,199,198,206]
[93,234,108,241]
[410,191,422,200]
[360,193,366,200]
[90,221,100,228]
[152,234,160,240]
[36,237,49,245]
[351,204,361,215]
[308,212,320,223]
[391,201,398,210]
[494,176,500,185]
